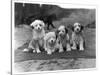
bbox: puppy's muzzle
[51,40,54,43]
[49,39,56,47]
[75,28,80,32]
[38,27,41,30]
[37,27,42,31]
[76,28,80,31]
[59,32,64,36]
[49,39,56,45]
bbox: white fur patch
[30,20,45,27]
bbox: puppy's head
[30,20,45,32]
[56,25,68,37]
[72,22,84,33]
[45,32,57,47]
[48,37,56,46]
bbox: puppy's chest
[72,34,82,43]
[32,31,45,39]
[47,42,57,49]
[58,36,67,44]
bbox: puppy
[44,32,58,55]
[56,25,71,52]
[23,20,45,53]
[71,22,85,51]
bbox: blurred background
[15,3,96,28]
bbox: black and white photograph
[12,0,96,74]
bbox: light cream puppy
[71,22,85,51]
[44,32,58,55]
[23,20,45,53]
[56,25,71,52]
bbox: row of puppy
[23,20,85,55]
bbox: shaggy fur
[44,32,58,55]
[23,20,45,53]
[71,22,85,51]
[56,25,71,52]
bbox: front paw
[80,47,84,51]
[67,47,71,51]
[71,46,76,50]
[52,49,55,52]
[23,48,29,52]
[45,48,48,51]
[33,49,36,53]
[59,49,64,53]
[36,49,41,53]
[47,51,52,55]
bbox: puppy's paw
[79,47,84,51]
[36,49,41,53]
[52,49,55,52]
[67,48,71,51]
[23,48,29,52]
[47,51,52,55]
[59,49,64,53]
[71,46,76,50]
[33,50,36,53]
[45,48,48,51]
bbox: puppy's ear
[65,27,68,33]
[81,25,84,31]
[55,30,59,39]
[42,21,45,27]
[31,26,34,29]
[71,26,74,31]
[56,34,58,39]
[55,29,59,34]
[68,24,74,31]
[30,23,34,29]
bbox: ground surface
[14,25,96,73]
[14,58,95,73]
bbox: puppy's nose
[51,40,53,42]
[59,33,63,36]
[38,27,41,30]
[77,28,79,31]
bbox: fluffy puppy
[56,25,71,52]
[23,20,45,53]
[44,32,58,55]
[71,22,85,51]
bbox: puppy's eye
[35,25,37,27]
[62,31,64,32]
[78,25,81,27]
[39,24,42,26]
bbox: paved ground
[14,25,96,73]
